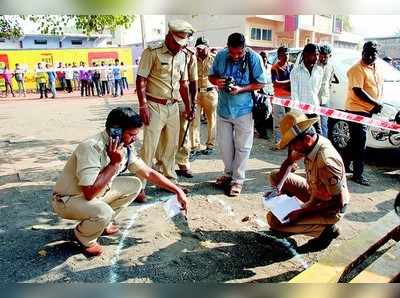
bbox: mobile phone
[109,127,122,143]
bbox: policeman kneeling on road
[51,107,188,256]
[266,111,350,251]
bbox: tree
[0,16,23,38]
[341,16,352,32]
[0,15,135,39]
[28,15,135,36]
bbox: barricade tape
[270,96,400,133]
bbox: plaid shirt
[290,62,324,106]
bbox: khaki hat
[168,20,195,35]
[276,111,319,150]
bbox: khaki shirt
[137,42,189,101]
[184,47,198,82]
[304,136,350,204]
[346,61,383,113]
[197,52,215,88]
[53,131,146,197]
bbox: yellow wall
[0,47,133,91]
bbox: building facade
[0,33,113,50]
[166,15,362,51]
[366,36,400,60]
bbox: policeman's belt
[147,96,178,105]
[198,87,215,93]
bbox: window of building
[71,40,83,46]
[262,29,272,41]
[34,39,47,45]
[0,38,5,43]
[107,41,113,45]
[251,27,272,41]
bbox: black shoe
[175,169,194,178]
[351,176,370,186]
[297,225,340,253]
[201,148,214,155]
[189,150,201,162]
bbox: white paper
[163,196,182,218]
[262,194,302,224]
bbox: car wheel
[330,120,351,149]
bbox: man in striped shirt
[290,43,324,134]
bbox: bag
[246,50,272,139]
[252,91,272,138]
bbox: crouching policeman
[266,111,350,251]
[51,107,188,256]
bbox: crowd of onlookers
[0,59,130,99]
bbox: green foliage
[0,16,23,39]
[28,15,135,36]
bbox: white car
[278,47,400,149]
[328,48,400,149]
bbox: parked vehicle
[270,47,400,150]
[328,48,400,150]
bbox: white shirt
[290,62,324,106]
[318,62,335,106]
[65,69,74,80]
[100,67,108,81]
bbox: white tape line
[109,202,159,283]
[271,96,400,133]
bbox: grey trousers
[217,112,254,184]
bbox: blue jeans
[272,103,286,143]
[49,81,56,98]
[320,104,328,137]
[114,79,123,96]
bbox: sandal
[215,176,232,189]
[228,182,242,197]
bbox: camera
[224,76,236,92]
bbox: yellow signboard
[0,47,133,91]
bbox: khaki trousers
[191,90,218,150]
[156,103,191,169]
[52,176,142,247]
[266,170,341,238]
[141,101,180,186]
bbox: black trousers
[39,82,48,98]
[345,110,370,178]
[80,79,88,96]
[101,80,109,95]
[66,79,73,93]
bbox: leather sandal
[135,189,147,203]
[228,183,242,197]
[215,176,232,189]
[102,224,120,236]
[74,234,104,256]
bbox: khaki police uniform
[137,41,189,184]
[155,47,197,170]
[176,47,198,167]
[267,136,350,237]
[52,131,145,247]
[191,51,218,150]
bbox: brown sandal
[215,176,232,189]
[228,183,242,197]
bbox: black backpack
[245,50,272,139]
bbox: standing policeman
[191,37,218,155]
[136,20,194,200]
[157,39,198,178]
